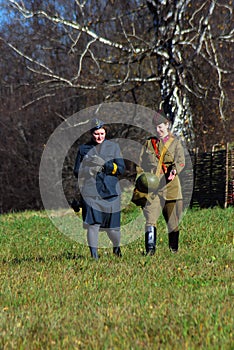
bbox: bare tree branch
[2,0,233,148]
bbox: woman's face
[92,128,106,144]
[155,122,169,139]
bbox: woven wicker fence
[188,144,234,208]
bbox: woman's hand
[167,169,176,181]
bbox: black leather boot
[168,231,179,253]
[89,247,99,259]
[145,226,156,255]
[113,247,122,257]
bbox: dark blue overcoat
[74,139,125,228]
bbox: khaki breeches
[143,195,183,232]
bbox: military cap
[152,110,169,126]
[90,118,105,130]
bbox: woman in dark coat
[74,118,125,259]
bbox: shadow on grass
[1,251,85,265]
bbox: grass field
[0,206,233,350]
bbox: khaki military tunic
[137,134,185,200]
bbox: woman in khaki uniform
[137,110,185,255]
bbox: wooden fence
[188,144,234,208]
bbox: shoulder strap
[151,136,174,177]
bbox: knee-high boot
[145,226,156,255]
[168,231,179,253]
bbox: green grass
[0,207,233,349]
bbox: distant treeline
[1,139,233,213]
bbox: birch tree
[1,0,233,149]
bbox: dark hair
[90,125,108,134]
